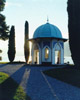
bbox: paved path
[0,64,80,100]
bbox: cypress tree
[24,21,29,63]
[0,49,2,60]
[8,26,16,62]
[67,0,80,66]
[0,49,2,53]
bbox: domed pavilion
[29,21,67,65]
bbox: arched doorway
[54,43,61,64]
[55,50,61,64]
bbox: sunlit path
[0,64,24,75]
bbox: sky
[0,0,70,62]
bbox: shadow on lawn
[0,65,31,100]
[43,67,80,88]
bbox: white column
[42,42,44,62]
[31,44,34,64]
[39,48,42,64]
[61,48,64,64]
[52,48,55,64]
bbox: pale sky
[0,0,69,62]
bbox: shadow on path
[0,65,31,100]
[0,64,8,68]
[43,67,80,88]
[11,65,27,83]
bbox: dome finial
[47,16,49,23]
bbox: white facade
[31,39,64,65]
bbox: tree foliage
[0,0,9,40]
[0,0,5,12]
[67,0,80,66]
[0,49,2,53]
[8,26,16,62]
[24,21,29,63]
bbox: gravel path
[0,64,80,100]
[26,67,58,100]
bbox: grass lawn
[0,61,25,64]
[0,72,30,100]
[43,67,80,88]
[0,62,8,64]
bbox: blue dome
[33,23,62,39]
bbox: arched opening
[54,43,61,64]
[45,47,49,59]
[55,50,61,64]
[33,44,40,64]
[42,46,51,65]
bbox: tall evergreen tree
[0,49,2,60]
[0,0,9,40]
[67,0,80,66]
[24,21,29,63]
[8,26,16,62]
[0,49,2,53]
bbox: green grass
[43,67,80,88]
[0,62,8,64]
[0,72,9,84]
[0,72,30,100]
[13,86,26,100]
[0,61,25,64]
